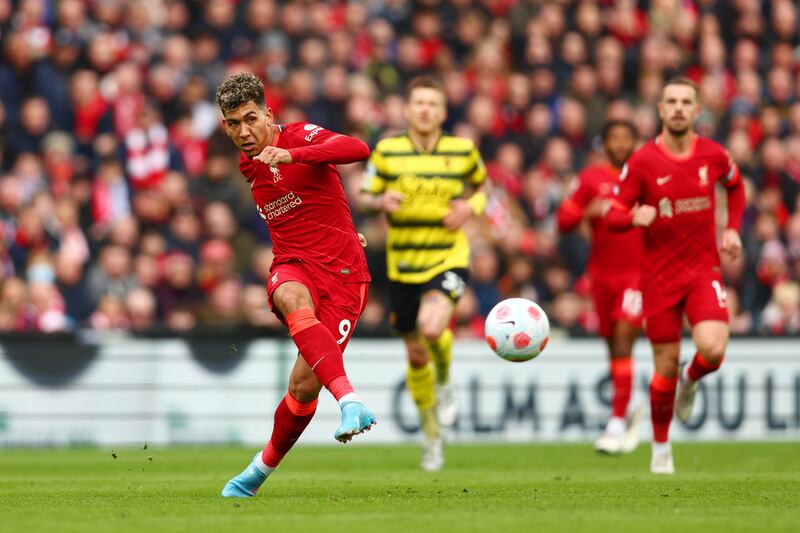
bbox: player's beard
[665,116,692,137]
[665,123,691,138]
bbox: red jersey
[557,164,642,280]
[607,134,743,294]
[239,122,371,283]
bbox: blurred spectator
[760,281,800,335]
[86,244,138,305]
[126,288,158,332]
[0,0,797,336]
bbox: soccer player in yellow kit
[359,77,486,471]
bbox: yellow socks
[407,362,440,439]
[425,329,453,385]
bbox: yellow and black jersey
[362,133,486,284]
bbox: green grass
[1,443,798,532]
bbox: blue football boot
[334,401,376,443]
[221,452,271,498]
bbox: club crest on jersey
[698,165,709,187]
[270,166,282,182]
[658,197,673,218]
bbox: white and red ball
[484,298,550,362]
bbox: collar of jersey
[405,131,444,155]
[655,132,697,161]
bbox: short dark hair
[661,76,699,100]
[215,72,265,113]
[601,120,637,140]
[406,76,445,99]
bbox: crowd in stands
[1,0,799,337]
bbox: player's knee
[274,285,313,315]
[699,340,726,366]
[407,344,429,368]
[418,321,445,343]
[654,356,679,379]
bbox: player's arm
[357,149,405,215]
[556,172,599,233]
[719,156,745,260]
[443,143,487,231]
[256,126,370,166]
[604,161,655,231]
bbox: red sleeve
[287,125,370,165]
[716,148,745,232]
[557,172,595,232]
[604,160,643,232]
[725,170,745,232]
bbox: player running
[215,73,375,497]
[556,120,643,455]
[358,77,486,471]
[605,77,745,474]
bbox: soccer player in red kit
[605,77,745,474]
[215,73,376,497]
[557,120,643,455]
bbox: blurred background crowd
[1,0,799,337]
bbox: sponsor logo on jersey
[304,124,323,142]
[442,271,466,299]
[257,191,303,221]
[675,195,711,214]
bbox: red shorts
[590,275,643,339]
[266,261,369,351]
[643,272,729,344]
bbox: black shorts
[388,269,469,334]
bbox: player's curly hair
[215,72,266,113]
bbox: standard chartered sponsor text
[258,191,303,221]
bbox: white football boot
[674,363,699,423]
[421,435,444,472]
[620,404,643,454]
[436,383,458,428]
[650,442,675,475]
[594,416,626,454]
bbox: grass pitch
[0,443,797,532]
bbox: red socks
[686,352,722,381]
[262,392,318,468]
[650,372,678,443]
[610,357,633,419]
[286,308,354,401]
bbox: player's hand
[721,228,742,260]
[381,190,405,213]
[632,205,656,227]
[358,232,367,248]
[443,199,474,231]
[255,146,292,166]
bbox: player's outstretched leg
[287,309,375,441]
[426,328,457,428]
[222,391,318,497]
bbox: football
[484,298,550,362]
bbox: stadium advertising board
[0,337,797,446]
